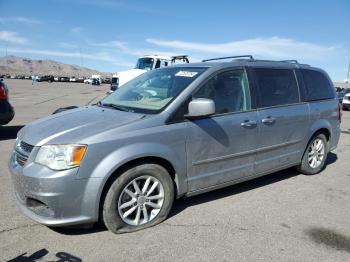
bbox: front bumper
[8,152,103,226]
[342,102,350,109]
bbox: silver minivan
[9,56,341,233]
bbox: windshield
[100,67,207,113]
[111,77,118,83]
[135,58,154,70]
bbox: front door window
[193,69,251,114]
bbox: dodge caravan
[9,56,341,233]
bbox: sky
[0,0,349,81]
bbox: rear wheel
[297,133,328,175]
[102,164,174,234]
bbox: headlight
[35,144,87,170]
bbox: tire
[102,164,174,234]
[297,133,328,175]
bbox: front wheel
[297,133,328,175]
[102,164,174,234]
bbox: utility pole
[5,45,8,76]
[346,59,350,89]
[79,47,83,78]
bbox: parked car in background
[0,79,14,125]
[84,78,93,84]
[38,75,54,82]
[110,55,189,92]
[84,75,102,85]
[70,77,77,82]
[8,56,340,234]
[336,89,350,104]
[58,77,70,82]
[91,78,100,85]
[103,78,111,84]
[342,90,350,110]
[76,77,85,83]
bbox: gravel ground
[0,79,350,261]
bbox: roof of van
[173,59,312,69]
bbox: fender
[302,118,332,154]
[89,142,187,210]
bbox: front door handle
[262,116,276,124]
[241,120,257,128]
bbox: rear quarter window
[301,69,334,101]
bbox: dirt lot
[1,79,350,261]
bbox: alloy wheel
[118,175,164,226]
[308,138,325,169]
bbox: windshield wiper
[97,102,131,112]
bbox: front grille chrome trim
[20,141,34,153]
[14,140,34,167]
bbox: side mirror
[186,98,215,119]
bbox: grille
[20,141,34,153]
[14,140,34,167]
[15,152,28,166]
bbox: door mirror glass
[187,98,215,118]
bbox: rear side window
[301,69,334,101]
[254,68,299,108]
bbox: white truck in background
[84,74,102,85]
[109,55,189,92]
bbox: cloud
[71,27,82,33]
[0,47,133,67]
[57,42,79,49]
[88,40,127,50]
[0,31,28,44]
[0,17,41,24]
[146,37,339,60]
[87,39,175,57]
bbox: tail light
[338,103,342,123]
[0,83,7,100]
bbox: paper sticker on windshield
[175,71,198,77]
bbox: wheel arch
[301,123,332,162]
[97,155,181,223]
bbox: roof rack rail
[202,55,254,62]
[280,60,299,64]
[171,55,189,64]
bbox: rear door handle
[241,120,257,128]
[261,116,276,124]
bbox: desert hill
[0,56,111,77]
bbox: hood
[116,69,146,87]
[18,106,145,146]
